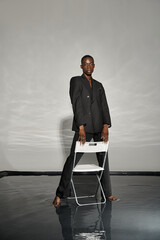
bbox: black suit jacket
[70,74,111,133]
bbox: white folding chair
[70,141,109,206]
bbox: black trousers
[56,132,112,198]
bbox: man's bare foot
[107,195,120,201]
[52,196,61,207]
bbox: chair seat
[73,164,104,172]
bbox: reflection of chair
[56,202,112,240]
[73,204,108,239]
[71,141,109,206]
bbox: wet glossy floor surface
[0,175,160,240]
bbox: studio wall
[0,0,160,171]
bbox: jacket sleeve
[100,83,112,127]
[69,78,86,127]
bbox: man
[53,55,118,207]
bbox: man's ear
[80,65,82,69]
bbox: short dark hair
[81,55,94,64]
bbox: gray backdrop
[0,0,160,171]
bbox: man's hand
[78,125,86,144]
[101,124,109,143]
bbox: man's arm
[101,124,109,142]
[100,84,111,142]
[70,78,86,144]
[100,84,111,127]
[78,125,86,144]
[70,78,86,127]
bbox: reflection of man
[56,202,112,240]
[53,55,118,207]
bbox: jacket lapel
[81,74,92,94]
[81,74,96,103]
[91,78,96,103]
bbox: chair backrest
[75,141,109,153]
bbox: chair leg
[71,179,95,206]
[71,179,81,206]
[94,171,104,198]
[96,174,106,204]
[94,181,100,198]
[70,175,106,206]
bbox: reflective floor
[0,175,160,240]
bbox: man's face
[81,57,95,76]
